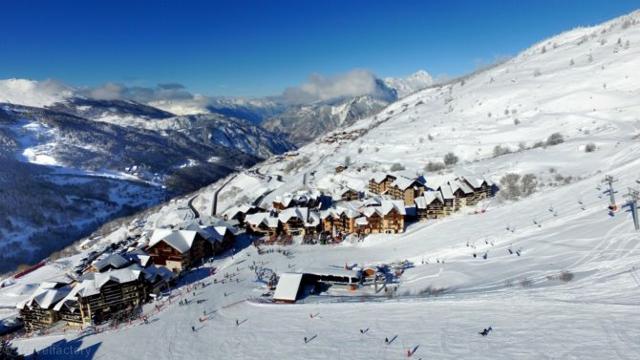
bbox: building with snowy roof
[146,229,211,273]
[272,190,323,211]
[320,203,361,235]
[414,191,446,220]
[386,175,427,206]
[17,282,72,332]
[273,273,304,303]
[222,204,265,225]
[244,212,281,236]
[358,200,406,234]
[53,265,147,326]
[368,173,397,195]
[278,207,321,236]
[90,253,132,273]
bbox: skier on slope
[479,326,493,336]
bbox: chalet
[53,266,146,326]
[90,253,131,273]
[359,200,406,234]
[18,284,72,332]
[146,229,211,273]
[448,179,474,210]
[386,176,427,206]
[459,175,495,204]
[414,191,446,220]
[278,207,321,236]
[427,176,457,215]
[335,165,347,173]
[222,204,264,225]
[329,186,361,202]
[272,190,323,211]
[368,173,397,195]
[244,212,281,236]
[438,184,456,215]
[320,205,360,236]
[184,222,236,255]
[141,265,177,296]
[209,226,235,252]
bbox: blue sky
[1,0,638,97]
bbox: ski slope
[7,9,640,359]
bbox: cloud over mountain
[281,69,393,104]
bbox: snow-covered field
[4,9,640,359]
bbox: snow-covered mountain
[0,98,293,272]
[261,72,435,145]
[384,69,434,97]
[6,9,640,359]
[6,10,640,359]
[261,94,391,145]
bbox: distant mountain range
[0,69,431,271]
[0,93,293,272]
[209,71,434,145]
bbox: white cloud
[0,78,74,107]
[281,69,385,104]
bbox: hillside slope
[6,10,640,359]
[0,99,293,272]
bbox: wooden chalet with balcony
[18,284,72,332]
[278,207,321,236]
[386,176,427,206]
[320,205,360,236]
[244,212,281,236]
[414,191,446,220]
[358,200,406,234]
[53,267,147,326]
[368,173,397,195]
[146,229,211,273]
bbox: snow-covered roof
[415,191,444,208]
[17,286,72,310]
[361,200,406,217]
[244,212,280,228]
[93,253,131,272]
[328,185,359,199]
[222,204,255,219]
[149,229,199,254]
[185,223,231,244]
[143,265,177,283]
[62,266,143,302]
[449,179,474,194]
[391,176,425,190]
[300,268,361,279]
[279,207,320,227]
[371,173,396,183]
[40,274,74,289]
[274,190,322,208]
[320,203,361,220]
[355,216,369,226]
[273,273,303,302]
[362,197,382,207]
[459,175,494,189]
[439,185,455,200]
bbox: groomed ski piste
[4,9,640,359]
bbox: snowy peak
[0,79,74,107]
[384,70,434,98]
